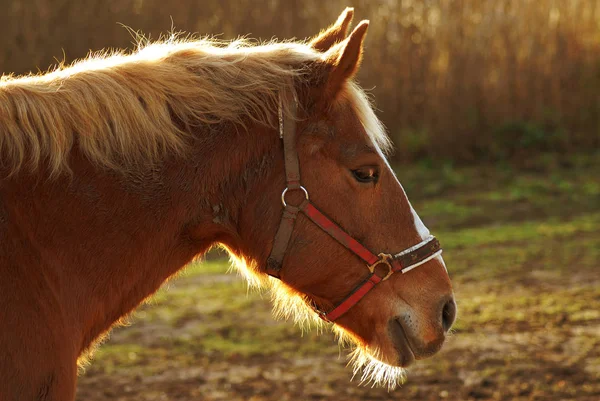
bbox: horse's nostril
[441,298,457,332]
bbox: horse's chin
[331,320,411,388]
[359,319,418,368]
[387,318,416,367]
[348,346,407,390]
[269,287,413,388]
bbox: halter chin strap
[266,87,443,322]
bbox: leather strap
[266,88,300,277]
[297,203,441,322]
[391,237,441,274]
[302,203,379,265]
[266,202,305,276]
[281,89,300,189]
[321,273,383,321]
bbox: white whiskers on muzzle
[348,346,406,390]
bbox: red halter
[266,88,442,322]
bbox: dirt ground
[76,157,600,401]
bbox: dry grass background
[1,0,599,161]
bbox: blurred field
[2,0,600,162]
[76,153,600,401]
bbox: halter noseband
[266,88,443,322]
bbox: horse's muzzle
[389,295,457,365]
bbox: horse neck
[192,122,286,274]
[0,121,282,355]
[86,122,285,348]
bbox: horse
[0,8,456,400]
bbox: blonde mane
[0,37,318,175]
[0,36,391,176]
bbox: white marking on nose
[408,203,430,241]
[436,254,448,273]
[406,199,448,273]
[371,139,448,273]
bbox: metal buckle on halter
[281,186,309,207]
[368,253,394,281]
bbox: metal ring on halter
[368,253,394,281]
[281,186,309,207]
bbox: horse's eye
[351,166,379,183]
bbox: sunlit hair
[267,278,406,389]
[0,36,314,175]
[336,320,405,390]
[337,81,393,156]
[1,35,393,176]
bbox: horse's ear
[310,8,354,52]
[320,20,369,99]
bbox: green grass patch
[453,285,600,331]
[438,212,600,249]
[179,259,230,277]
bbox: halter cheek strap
[266,87,443,322]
